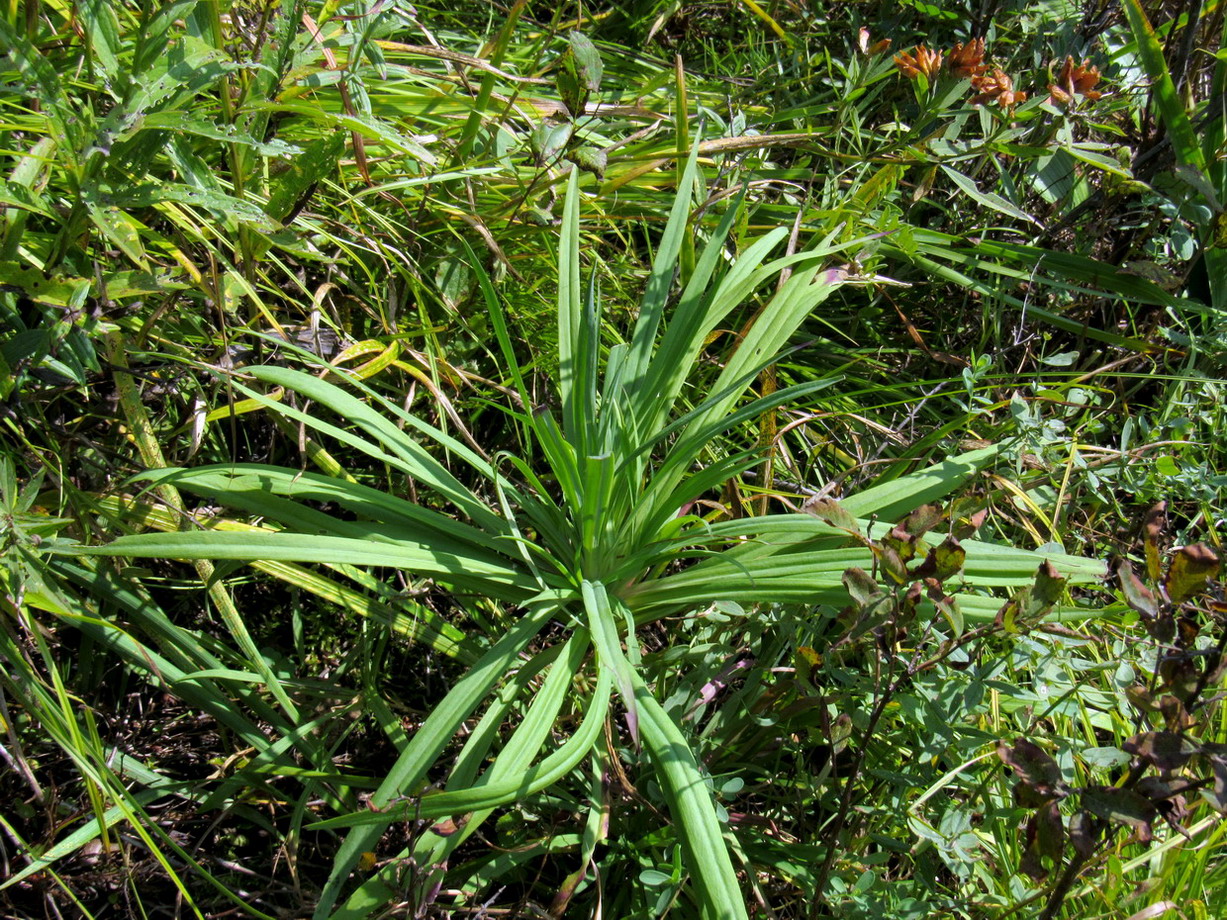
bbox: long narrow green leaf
[683,260,845,438]
[1122,0,1206,173]
[633,665,747,920]
[558,168,586,450]
[135,465,513,559]
[839,445,1000,520]
[415,631,592,867]
[941,165,1038,225]
[1121,0,1227,307]
[313,593,567,919]
[93,494,477,661]
[66,531,539,600]
[314,669,610,831]
[622,139,705,391]
[241,367,506,532]
[631,187,749,435]
[331,640,571,916]
[583,581,640,738]
[626,538,1106,618]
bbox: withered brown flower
[895,45,942,81]
[947,38,986,79]
[858,27,892,56]
[1047,56,1102,107]
[970,68,1028,110]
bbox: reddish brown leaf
[1176,616,1201,648]
[1126,685,1157,713]
[998,738,1063,791]
[1158,695,1195,732]
[1122,732,1198,771]
[1207,756,1227,812]
[430,815,466,837]
[1117,560,1159,619]
[842,567,880,606]
[952,505,988,540]
[1143,502,1167,583]
[1081,786,1155,838]
[803,496,862,537]
[1069,810,1097,859]
[1016,781,1061,808]
[1035,799,1065,863]
[897,503,945,539]
[884,531,919,564]
[1164,543,1220,605]
[1158,655,1199,701]
[1136,776,1188,824]
[1019,836,1045,880]
[913,535,965,583]
[1017,799,1066,878]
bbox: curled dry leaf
[1143,501,1167,583]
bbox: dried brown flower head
[858,27,892,56]
[1048,56,1102,107]
[947,38,986,79]
[895,45,943,81]
[970,68,1028,110]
